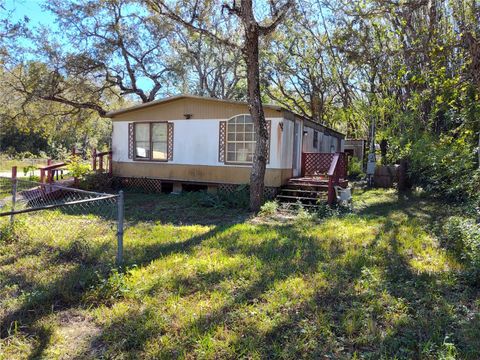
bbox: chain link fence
[0,176,124,264]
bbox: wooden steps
[276,176,348,209]
[276,177,329,209]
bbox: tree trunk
[242,0,268,212]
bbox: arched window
[226,114,255,163]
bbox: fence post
[10,166,17,224]
[116,190,124,266]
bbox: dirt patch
[52,309,102,359]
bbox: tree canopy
[1,0,479,201]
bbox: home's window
[226,115,255,163]
[313,130,319,149]
[134,122,168,160]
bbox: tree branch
[146,0,240,50]
[259,0,294,36]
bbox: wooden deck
[276,152,349,207]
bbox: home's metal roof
[106,94,345,138]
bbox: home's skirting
[112,176,279,199]
[112,161,292,188]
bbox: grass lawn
[0,189,479,359]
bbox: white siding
[112,118,285,169]
[279,118,295,168]
[302,125,343,154]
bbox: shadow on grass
[122,192,251,226]
[0,209,244,358]
[77,223,333,357]
[81,199,480,358]
[3,190,480,358]
[55,191,251,227]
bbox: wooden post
[343,153,348,179]
[10,166,17,224]
[327,176,334,205]
[108,152,113,177]
[99,155,104,172]
[116,190,124,266]
[301,152,306,177]
[47,159,52,184]
[92,148,97,171]
[40,168,45,183]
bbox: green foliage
[441,216,480,284]
[406,131,479,201]
[66,155,91,179]
[1,189,480,358]
[88,269,132,305]
[191,185,250,209]
[0,223,15,243]
[347,157,365,180]
[259,200,279,216]
[79,173,113,192]
[22,164,37,181]
[47,142,71,161]
[315,203,340,219]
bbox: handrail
[327,153,339,176]
[39,161,68,184]
[327,152,342,204]
[95,151,112,157]
[40,162,66,171]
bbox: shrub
[23,164,37,180]
[295,204,315,225]
[219,184,250,208]
[0,223,15,243]
[259,201,279,216]
[348,157,365,180]
[406,132,478,201]
[79,172,113,192]
[66,155,91,179]
[441,216,480,283]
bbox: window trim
[222,115,271,166]
[133,121,169,162]
[313,130,319,149]
[224,114,256,165]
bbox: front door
[292,120,301,177]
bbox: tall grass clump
[441,216,480,284]
[259,200,279,216]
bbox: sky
[4,0,158,95]
[5,0,55,26]
[4,0,329,99]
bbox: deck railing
[39,148,113,184]
[92,148,113,176]
[301,152,348,204]
[39,160,67,184]
[301,152,335,177]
